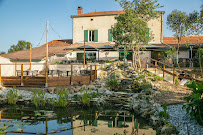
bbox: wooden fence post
[95,65,97,79]
[190,72,193,80]
[21,64,24,86]
[146,57,148,70]
[0,64,1,86]
[71,65,73,85]
[173,67,175,84]
[163,64,165,79]
[155,61,157,74]
[45,68,48,87]
[90,65,92,84]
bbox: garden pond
[0,105,156,135]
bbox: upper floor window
[84,30,98,42]
[89,30,95,42]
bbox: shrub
[147,72,154,77]
[106,74,118,91]
[141,79,152,90]
[158,104,169,125]
[183,81,203,125]
[55,88,69,107]
[154,76,163,81]
[33,90,46,107]
[7,86,18,104]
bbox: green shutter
[108,29,112,41]
[147,28,149,40]
[94,30,98,42]
[84,30,88,42]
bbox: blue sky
[0,0,202,52]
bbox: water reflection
[0,105,156,135]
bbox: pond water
[0,105,156,135]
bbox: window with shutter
[108,29,112,41]
[94,30,98,42]
[84,30,88,42]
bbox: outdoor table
[16,70,29,76]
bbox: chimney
[77,7,83,15]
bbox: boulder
[88,85,95,90]
[161,124,178,134]
[47,87,56,94]
[99,71,107,79]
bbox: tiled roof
[163,36,203,44]
[0,41,113,61]
[71,10,165,18]
[1,46,72,61]
[41,40,72,47]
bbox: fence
[146,57,203,83]
[0,63,98,87]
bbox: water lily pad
[0,126,8,130]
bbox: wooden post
[30,44,32,71]
[71,65,73,85]
[0,64,1,86]
[84,37,86,68]
[95,65,97,79]
[45,69,48,87]
[146,57,148,69]
[173,67,175,84]
[190,72,193,80]
[21,64,24,86]
[163,64,165,79]
[45,21,49,87]
[155,61,157,74]
[187,124,189,135]
[90,65,92,84]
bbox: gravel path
[159,104,203,135]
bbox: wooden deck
[1,70,97,88]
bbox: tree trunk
[176,37,180,68]
[198,47,203,77]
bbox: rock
[133,102,140,110]
[104,90,112,95]
[0,98,8,104]
[75,86,82,92]
[47,87,56,94]
[99,71,107,79]
[161,124,177,134]
[150,115,162,127]
[88,85,95,90]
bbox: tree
[167,10,188,67]
[113,0,162,69]
[8,40,31,53]
[187,5,203,76]
[0,51,6,55]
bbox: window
[89,30,95,42]
[77,53,96,60]
[84,30,98,42]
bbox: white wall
[73,14,163,44]
[0,56,15,76]
[172,51,189,59]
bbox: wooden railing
[146,57,203,83]
[0,64,98,87]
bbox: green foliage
[0,51,6,55]
[82,91,92,105]
[7,86,18,104]
[105,60,113,63]
[106,74,118,91]
[141,79,152,90]
[33,90,46,107]
[183,81,203,125]
[175,78,179,87]
[131,81,142,93]
[167,9,188,65]
[158,104,169,125]
[0,126,8,135]
[8,40,31,53]
[154,76,163,81]
[146,72,154,77]
[55,88,69,107]
[165,47,176,59]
